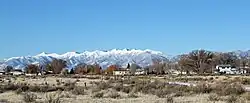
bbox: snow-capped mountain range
[0,49,169,70]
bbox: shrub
[72,86,85,95]
[226,76,232,79]
[113,83,123,91]
[121,86,131,94]
[175,77,203,81]
[61,92,71,98]
[22,92,37,103]
[0,99,9,103]
[107,91,120,99]
[215,83,245,96]
[104,76,110,80]
[208,94,221,101]
[226,95,238,103]
[139,80,165,94]
[5,83,18,91]
[29,85,41,92]
[209,77,214,81]
[91,87,101,93]
[63,81,76,91]
[16,88,23,94]
[96,82,111,90]
[223,78,228,81]
[39,85,50,92]
[241,92,250,100]
[155,89,168,98]
[92,92,104,98]
[0,88,4,93]
[170,85,192,93]
[29,85,60,93]
[172,91,184,97]
[166,95,174,103]
[56,79,61,86]
[45,93,61,103]
[192,83,212,94]
[128,93,138,98]
[241,78,250,85]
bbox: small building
[44,70,53,74]
[135,69,146,75]
[113,69,130,76]
[25,73,37,76]
[215,65,246,74]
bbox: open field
[0,75,250,103]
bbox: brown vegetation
[50,59,67,74]
[22,92,37,103]
[25,64,39,74]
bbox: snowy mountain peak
[0,49,168,70]
[36,52,49,56]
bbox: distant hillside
[0,49,169,69]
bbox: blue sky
[0,0,250,59]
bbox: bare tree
[74,63,87,74]
[178,54,193,75]
[214,52,238,66]
[190,50,214,74]
[50,59,67,74]
[238,53,250,73]
[25,64,39,74]
[178,50,214,74]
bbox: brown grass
[192,83,213,94]
[0,99,9,103]
[92,91,104,98]
[214,82,245,96]
[22,92,37,103]
[45,92,62,103]
[241,92,250,101]
[225,95,238,103]
[208,94,221,101]
[72,86,85,95]
[127,92,138,98]
[166,95,174,103]
[107,90,120,99]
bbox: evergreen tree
[127,63,130,69]
[4,66,13,73]
[69,68,74,74]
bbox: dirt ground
[0,75,249,103]
[0,91,227,103]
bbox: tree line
[4,49,250,75]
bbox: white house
[113,69,130,76]
[135,69,146,75]
[25,73,37,76]
[215,65,246,74]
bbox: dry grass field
[0,75,250,103]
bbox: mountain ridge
[2,49,250,70]
[1,49,169,70]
